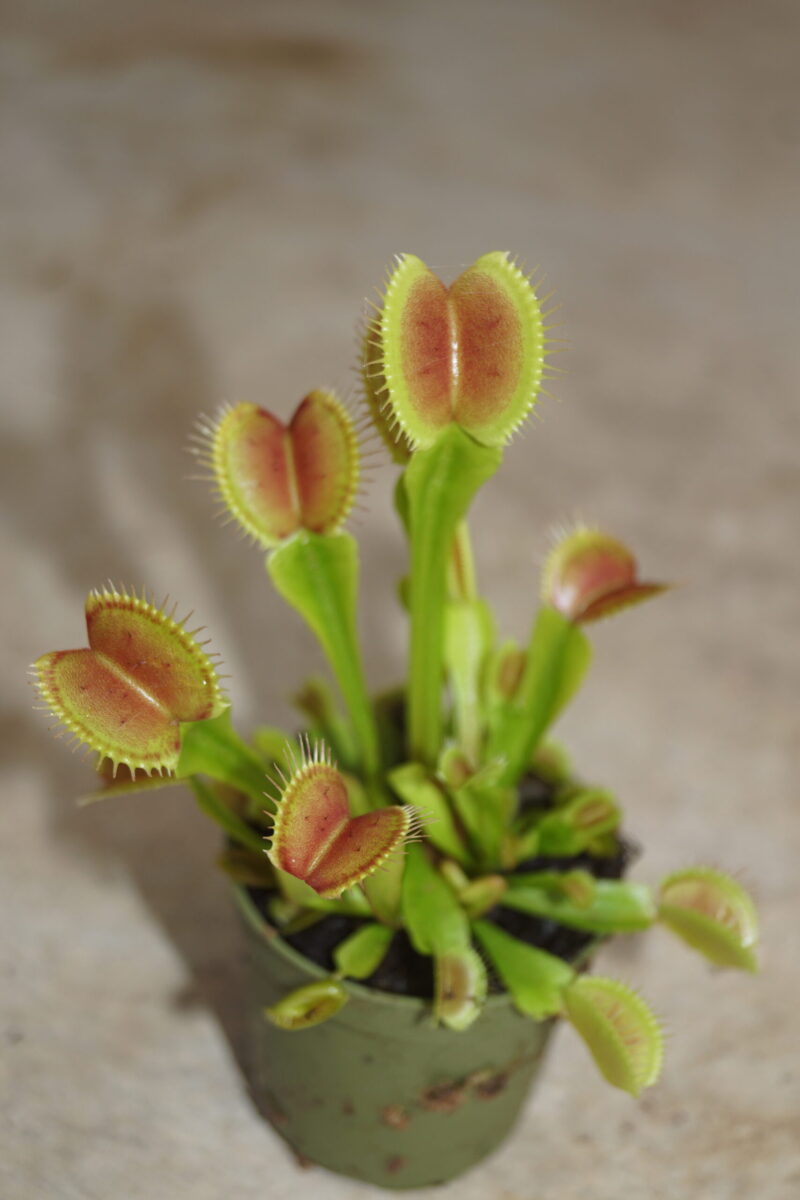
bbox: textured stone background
[2,2,798,1197]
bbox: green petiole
[267,531,381,785]
[487,607,591,786]
[178,709,272,812]
[403,427,501,766]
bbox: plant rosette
[34,252,758,1189]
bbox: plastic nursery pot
[234,887,560,1190]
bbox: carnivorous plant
[34,252,758,1096]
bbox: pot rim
[233,883,525,1016]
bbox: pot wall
[235,887,558,1190]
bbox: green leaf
[393,471,410,535]
[293,677,358,771]
[658,867,758,971]
[178,709,272,809]
[274,866,372,916]
[388,763,471,866]
[448,520,478,602]
[535,788,621,856]
[401,845,488,1029]
[444,597,494,765]
[438,745,475,789]
[561,976,663,1095]
[549,616,593,723]
[361,841,406,925]
[78,770,184,807]
[450,777,514,869]
[438,858,470,894]
[189,776,267,856]
[459,874,508,919]
[264,980,349,1030]
[404,426,502,765]
[268,898,325,934]
[472,920,574,1019]
[504,879,656,934]
[437,751,514,867]
[488,607,591,786]
[529,740,572,784]
[401,844,470,956]
[485,639,526,708]
[267,532,380,781]
[333,922,394,980]
[435,947,487,1031]
[513,868,597,908]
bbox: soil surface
[249,773,637,999]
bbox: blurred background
[2,2,798,1197]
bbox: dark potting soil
[248,772,637,1000]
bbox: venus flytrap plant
[34,250,759,1106]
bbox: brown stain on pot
[420,1080,470,1114]
[472,1068,510,1100]
[381,1104,411,1130]
[419,1049,534,1114]
[385,1155,406,1175]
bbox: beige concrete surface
[2,2,799,1197]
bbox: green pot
[234,886,560,1190]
